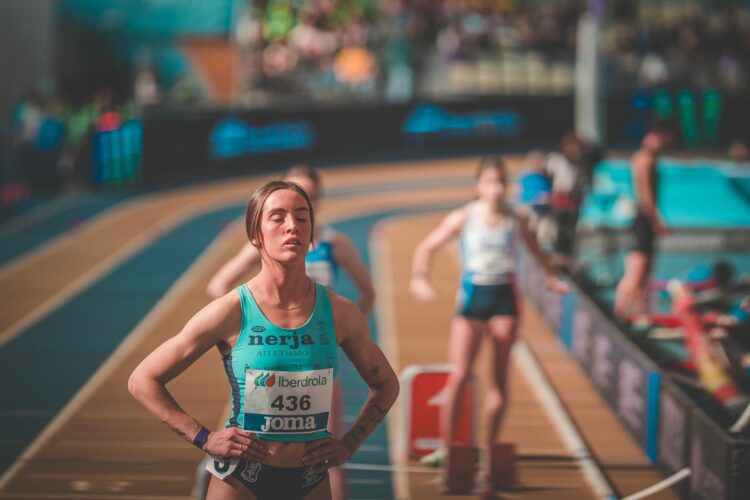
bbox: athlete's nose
[285,215,300,233]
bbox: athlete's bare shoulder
[326,289,365,344]
[443,204,471,227]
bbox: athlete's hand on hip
[301,437,351,474]
[546,274,569,294]
[205,427,269,461]
[410,276,439,302]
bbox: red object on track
[401,365,476,458]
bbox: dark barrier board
[690,406,728,500]
[689,407,750,500]
[517,240,661,461]
[659,378,693,499]
[141,93,750,185]
[141,97,574,183]
[571,291,662,461]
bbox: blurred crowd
[238,0,381,103]
[392,0,582,59]
[603,1,750,91]
[239,0,586,101]
[1,87,142,206]
[239,1,750,102]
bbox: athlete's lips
[283,237,302,247]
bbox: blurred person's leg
[442,317,484,447]
[614,251,650,322]
[484,315,517,446]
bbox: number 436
[271,395,311,411]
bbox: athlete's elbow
[384,375,400,407]
[127,367,147,402]
[362,288,375,309]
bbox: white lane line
[368,221,410,500]
[513,341,616,499]
[621,467,691,500]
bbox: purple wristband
[192,427,210,450]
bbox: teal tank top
[223,282,339,442]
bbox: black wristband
[192,427,211,450]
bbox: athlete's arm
[514,209,569,293]
[302,293,399,472]
[206,242,261,298]
[410,207,467,301]
[128,295,268,461]
[332,233,375,316]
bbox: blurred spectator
[9,90,66,192]
[545,132,603,266]
[545,133,584,265]
[637,52,669,88]
[515,151,554,247]
[134,68,160,107]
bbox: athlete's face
[257,188,312,262]
[476,167,507,206]
[286,175,320,212]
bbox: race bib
[244,368,333,435]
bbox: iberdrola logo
[254,372,276,387]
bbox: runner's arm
[128,296,268,460]
[333,295,399,458]
[206,242,261,298]
[410,207,466,301]
[333,233,375,316]
[514,208,569,292]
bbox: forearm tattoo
[367,364,386,390]
[166,422,188,441]
[366,404,389,425]
[164,417,201,443]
